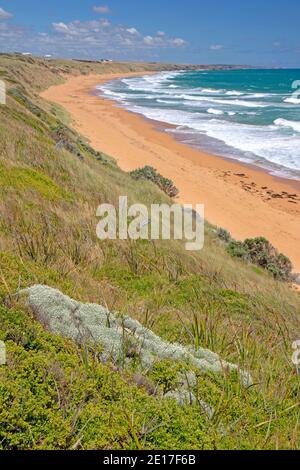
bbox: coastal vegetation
[130,166,179,198]
[0,54,300,450]
[216,230,293,281]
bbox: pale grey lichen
[0,341,6,366]
[164,390,197,407]
[20,285,252,387]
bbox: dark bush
[227,236,293,281]
[216,227,232,243]
[227,240,250,260]
[130,166,179,198]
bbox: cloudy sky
[0,0,300,66]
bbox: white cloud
[0,7,13,20]
[209,44,224,51]
[172,38,187,47]
[126,27,139,35]
[143,35,155,46]
[0,14,188,59]
[93,5,111,14]
[143,34,187,48]
[49,19,187,53]
[52,19,111,36]
[52,22,71,34]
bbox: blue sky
[0,0,300,66]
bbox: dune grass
[0,54,300,450]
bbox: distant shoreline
[100,70,300,183]
[41,72,300,272]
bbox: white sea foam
[179,95,268,108]
[217,99,268,108]
[101,89,127,100]
[157,99,181,105]
[284,97,300,104]
[224,90,244,96]
[97,71,300,175]
[121,72,182,92]
[174,94,208,101]
[128,104,300,171]
[243,93,273,99]
[200,88,225,94]
[274,118,300,133]
[207,108,224,115]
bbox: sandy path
[41,73,300,272]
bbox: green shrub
[149,360,182,393]
[0,305,218,450]
[227,240,250,260]
[130,166,179,198]
[227,237,293,281]
[216,227,232,243]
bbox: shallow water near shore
[98,69,300,180]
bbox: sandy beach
[41,72,300,273]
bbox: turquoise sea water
[98,69,300,179]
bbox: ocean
[98,69,300,180]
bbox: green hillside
[0,54,300,450]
